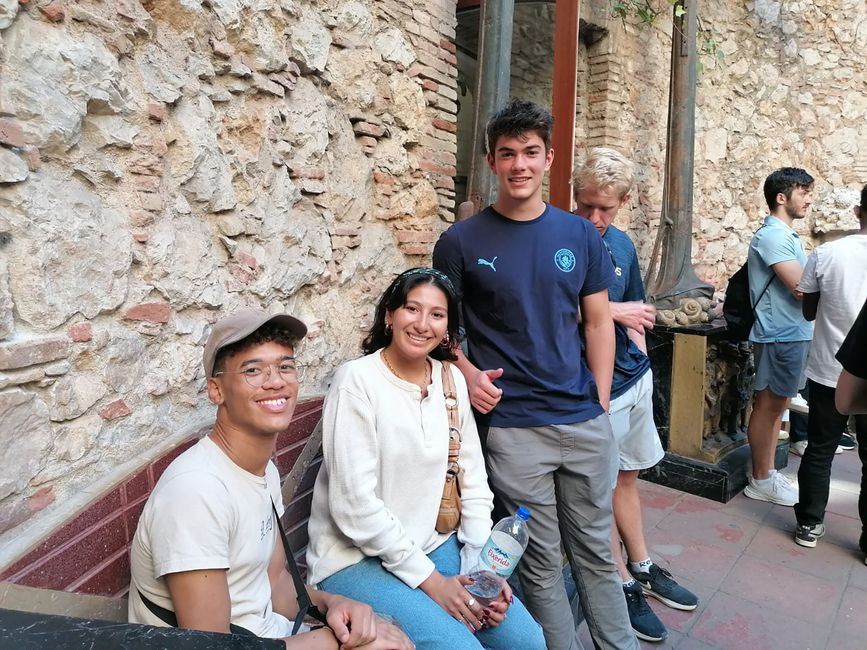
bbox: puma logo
[477,256,497,272]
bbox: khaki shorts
[608,371,665,471]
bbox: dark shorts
[753,341,810,398]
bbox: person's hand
[419,571,484,633]
[481,580,511,629]
[355,619,415,650]
[322,594,377,649]
[610,301,656,334]
[469,368,504,414]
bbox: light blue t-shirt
[747,215,813,343]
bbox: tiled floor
[578,446,865,650]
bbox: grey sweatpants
[486,417,638,650]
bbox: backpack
[723,260,773,341]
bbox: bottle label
[478,531,524,577]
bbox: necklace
[382,348,430,394]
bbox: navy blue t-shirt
[432,204,615,428]
[602,225,651,399]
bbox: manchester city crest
[554,248,576,272]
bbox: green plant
[611,1,724,65]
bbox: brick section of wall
[396,0,458,223]
[0,399,324,597]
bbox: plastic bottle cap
[516,506,531,521]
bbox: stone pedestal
[643,323,789,502]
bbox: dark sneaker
[839,433,856,451]
[630,564,699,611]
[623,581,668,642]
[794,522,826,548]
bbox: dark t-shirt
[836,297,867,379]
[602,225,651,399]
[432,204,615,428]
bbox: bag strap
[441,362,461,466]
[750,273,775,311]
[750,221,775,311]
[270,499,328,634]
[137,589,255,636]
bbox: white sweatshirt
[306,351,494,588]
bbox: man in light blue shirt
[744,168,815,506]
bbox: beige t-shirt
[128,436,294,638]
[798,234,867,387]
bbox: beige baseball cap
[203,309,307,377]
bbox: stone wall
[2,0,866,565]
[577,0,866,289]
[0,0,458,563]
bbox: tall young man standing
[793,185,867,547]
[433,100,636,650]
[744,168,815,505]
[574,148,698,643]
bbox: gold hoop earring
[440,334,450,347]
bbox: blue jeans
[318,536,546,650]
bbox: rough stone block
[99,399,132,421]
[128,209,155,228]
[431,118,457,134]
[0,118,26,148]
[0,261,12,340]
[419,160,455,177]
[0,367,45,390]
[21,146,41,171]
[147,102,167,122]
[0,148,28,184]
[400,243,432,256]
[0,336,70,371]
[67,322,93,342]
[39,0,65,23]
[396,230,436,243]
[353,121,386,138]
[0,389,53,501]
[124,302,171,324]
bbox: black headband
[395,267,456,297]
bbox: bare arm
[836,369,867,415]
[164,566,342,649]
[771,259,804,298]
[164,569,232,634]
[580,289,616,410]
[801,292,819,321]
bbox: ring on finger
[466,597,477,608]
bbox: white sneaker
[743,471,798,506]
[790,441,808,456]
[789,394,809,415]
[778,429,790,441]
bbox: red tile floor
[577,447,866,649]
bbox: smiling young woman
[305,268,546,650]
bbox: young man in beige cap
[129,309,412,650]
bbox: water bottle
[466,507,531,605]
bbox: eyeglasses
[214,359,305,387]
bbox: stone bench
[0,398,325,623]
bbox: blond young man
[574,148,698,643]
